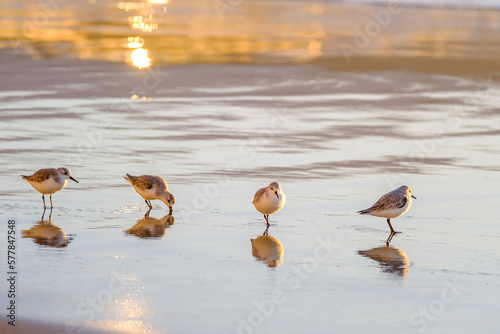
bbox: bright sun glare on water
[131,48,151,69]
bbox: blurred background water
[1,0,500,69]
[0,0,499,333]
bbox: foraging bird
[253,182,286,226]
[124,174,176,214]
[357,185,416,244]
[21,167,79,208]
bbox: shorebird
[253,182,286,226]
[124,174,176,214]
[21,167,79,208]
[357,185,416,244]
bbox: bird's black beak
[169,206,173,215]
[275,191,279,198]
[70,176,79,183]
[411,195,416,199]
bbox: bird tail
[357,208,374,215]
[357,204,381,215]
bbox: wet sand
[1,0,500,333]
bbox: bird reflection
[358,245,409,277]
[125,209,175,238]
[22,209,71,248]
[251,226,284,268]
[386,230,398,245]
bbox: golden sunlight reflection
[125,211,175,238]
[131,48,151,68]
[22,214,71,248]
[128,37,144,49]
[148,0,169,4]
[358,246,409,277]
[129,16,158,32]
[120,0,168,68]
[86,273,161,334]
[2,1,499,69]
[251,229,284,268]
[88,320,162,334]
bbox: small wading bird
[253,182,286,226]
[124,174,176,214]
[357,185,416,244]
[22,167,79,208]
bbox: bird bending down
[253,182,286,226]
[124,174,176,214]
[22,167,79,208]
[357,185,416,244]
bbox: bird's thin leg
[387,219,399,234]
[50,194,53,209]
[264,214,269,226]
[42,194,46,208]
[48,207,53,221]
[148,200,153,209]
[263,225,269,236]
[41,206,46,220]
[145,199,152,209]
[145,208,151,218]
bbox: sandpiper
[357,185,416,244]
[253,182,286,226]
[21,167,79,208]
[124,174,176,214]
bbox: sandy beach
[0,0,499,333]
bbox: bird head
[160,192,176,213]
[268,182,282,198]
[57,167,79,183]
[400,185,416,199]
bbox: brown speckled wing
[132,175,168,191]
[134,175,155,190]
[373,191,406,211]
[253,187,266,204]
[24,169,58,183]
[358,189,407,214]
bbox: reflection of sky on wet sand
[86,272,163,334]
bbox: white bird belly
[371,200,411,219]
[30,179,66,194]
[255,193,286,215]
[134,186,158,200]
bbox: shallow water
[1,0,500,333]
